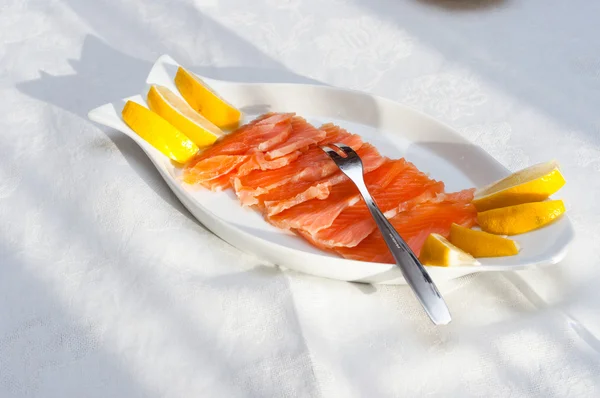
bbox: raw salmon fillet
[182,154,249,185]
[259,144,385,215]
[268,159,408,232]
[335,191,477,263]
[195,112,294,159]
[182,113,294,189]
[303,162,445,248]
[233,128,366,206]
[236,151,303,177]
[318,123,363,149]
[201,172,238,192]
[265,116,326,159]
[234,116,324,177]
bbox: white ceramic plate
[87,55,574,285]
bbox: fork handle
[356,184,452,325]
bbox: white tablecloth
[2,0,600,396]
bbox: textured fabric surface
[2,0,600,397]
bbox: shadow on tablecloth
[350,0,600,144]
[16,32,325,228]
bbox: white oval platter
[87,55,574,285]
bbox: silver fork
[320,143,452,325]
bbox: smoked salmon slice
[183,113,294,189]
[265,116,326,159]
[236,151,303,177]
[303,162,445,248]
[197,112,294,159]
[267,159,408,232]
[182,154,249,185]
[233,129,366,206]
[268,178,359,231]
[318,123,363,149]
[234,116,324,177]
[259,144,385,215]
[201,172,238,192]
[334,191,477,263]
[307,182,444,249]
[233,147,328,205]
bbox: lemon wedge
[449,223,519,257]
[174,67,242,130]
[473,160,565,211]
[147,85,223,148]
[121,101,199,163]
[419,233,479,267]
[477,200,566,235]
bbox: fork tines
[319,142,357,160]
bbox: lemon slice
[419,233,479,267]
[473,160,565,211]
[449,223,519,257]
[147,85,223,148]
[477,200,566,235]
[174,67,242,130]
[121,101,199,163]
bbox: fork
[320,143,452,325]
